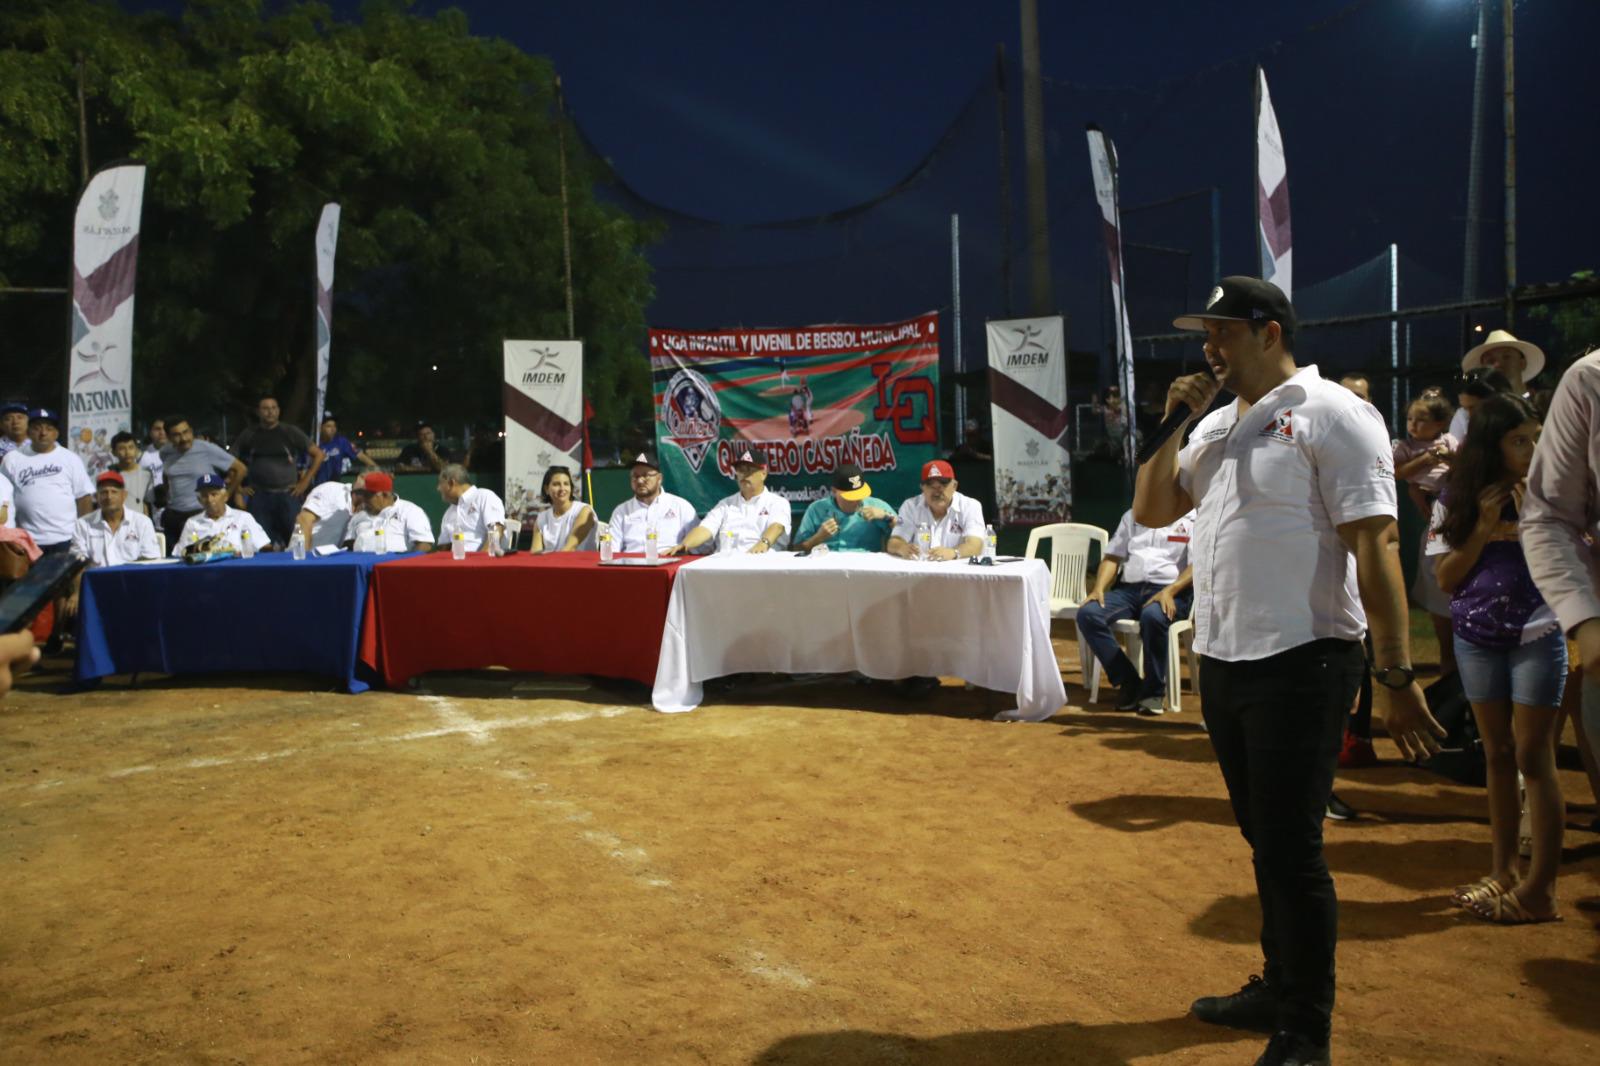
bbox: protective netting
[583,0,1592,439]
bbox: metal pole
[555,76,576,340]
[1462,0,1487,302]
[1389,243,1400,429]
[951,213,965,442]
[1502,0,1517,325]
[1210,186,1222,285]
[994,44,1014,320]
[1019,0,1053,316]
[76,55,90,187]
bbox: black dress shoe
[1190,974,1279,1034]
[1255,1030,1331,1065]
[1114,679,1142,711]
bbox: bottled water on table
[289,529,306,561]
[983,524,997,560]
[374,525,388,555]
[598,523,614,562]
[722,529,736,554]
[915,522,931,561]
[451,532,466,560]
[240,530,256,559]
[644,524,659,564]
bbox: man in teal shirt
[794,464,898,552]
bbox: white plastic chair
[501,518,522,551]
[154,531,167,558]
[1023,522,1108,622]
[1084,617,1145,704]
[1165,603,1202,715]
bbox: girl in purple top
[1427,393,1565,924]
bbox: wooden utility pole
[555,76,576,340]
[76,54,90,186]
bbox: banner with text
[67,161,146,475]
[1087,124,1138,473]
[503,340,584,527]
[650,314,941,517]
[1256,66,1293,298]
[986,316,1071,526]
[312,203,340,434]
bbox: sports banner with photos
[986,316,1071,526]
[1256,66,1293,298]
[312,203,340,434]
[503,340,584,526]
[650,313,941,517]
[1086,124,1138,473]
[66,161,146,475]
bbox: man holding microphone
[1133,277,1443,1066]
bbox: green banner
[650,313,942,516]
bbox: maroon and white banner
[986,316,1070,526]
[1256,66,1292,298]
[504,340,584,526]
[1086,125,1137,471]
[67,161,146,475]
[312,203,340,434]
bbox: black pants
[1198,638,1364,1042]
[161,507,199,550]
[248,489,301,548]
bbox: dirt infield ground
[2,645,1597,1065]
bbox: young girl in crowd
[1428,393,1565,924]
[1394,390,1459,675]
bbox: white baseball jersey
[1177,364,1396,662]
[172,506,272,557]
[348,498,435,552]
[1106,509,1194,586]
[1,445,95,546]
[300,481,356,549]
[891,491,986,550]
[439,485,507,551]
[607,492,697,553]
[139,445,164,486]
[71,509,161,567]
[698,488,792,551]
[536,502,596,552]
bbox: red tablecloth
[359,552,690,688]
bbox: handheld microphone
[1134,403,1195,466]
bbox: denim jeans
[1199,638,1364,1042]
[1076,581,1191,698]
[248,489,302,548]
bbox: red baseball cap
[364,472,394,493]
[921,460,955,482]
[96,470,125,487]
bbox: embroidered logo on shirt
[1259,409,1295,442]
[1198,424,1231,443]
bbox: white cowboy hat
[1462,329,1544,380]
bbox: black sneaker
[1114,679,1142,711]
[1254,1030,1331,1065]
[1190,974,1279,1034]
[1325,793,1357,822]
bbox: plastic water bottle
[598,522,614,563]
[644,523,659,564]
[915,522,931,561]
[290,529,306,561]
[240,529,256,559]
[722,529,736,554]
[451,531,466,560]
[984,524,997,560]
[374,525,388,555]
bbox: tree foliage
[0,0,657,447]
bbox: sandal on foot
[1451,876,1513,908]
[1466,892,1561,925]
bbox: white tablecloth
[651,552,1067,721]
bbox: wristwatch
[1370,664,1416,689]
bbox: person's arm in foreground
[1132,373,1214,528]
[0,631,40,699]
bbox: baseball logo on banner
[986,316,1071,526]
[503,340,584,527]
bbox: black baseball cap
[1173,276,1295,333]
[831,463,871,501]
[0,400,27,416]
[628,451,661,471]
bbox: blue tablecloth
[75,552,410,692]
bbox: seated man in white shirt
[436,463,506,552]
[607,451,698,553]
[1079,507,1195,714]
[296,473,371,550]
[665,449,789,555]
[885,460,985,561]
[346,472,435,552]
[64,470,162,619]
[172,474,272,556]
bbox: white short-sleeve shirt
[348,498,435,552]
[439,485,507,551]
[1106,508,1194,586]
[1,445,95,546]
[891,491,986,550]
[536,502,596,551]
[71,509,161,567]
[607,492,697,553]
[1177,365,1397,662]
[300,481,355,549]
[173,506,272,557]
[698,488,792,551]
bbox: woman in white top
[530,466,597,552]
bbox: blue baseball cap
[28,407,61,426]
[0,401,27,416]
[196,473,227,491]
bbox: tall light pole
[1502,0,1517,324]
[1461,0,1488,303]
